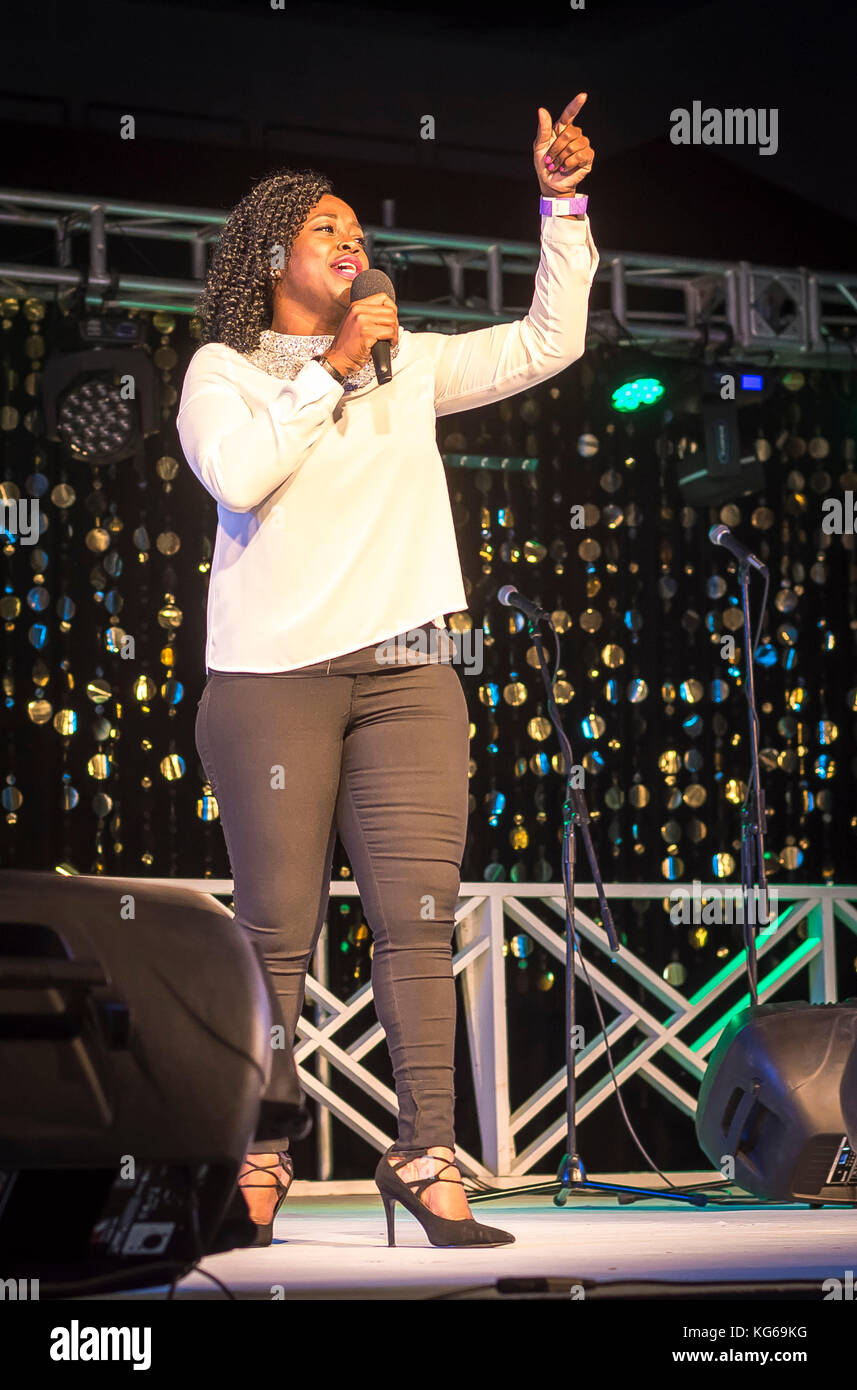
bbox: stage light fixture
[597,346,680,415]
[610,374,666,413]
[57,376,136,460]
[42,314,160,466]
[673,362,777,505]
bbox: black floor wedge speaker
[695,1000,857,1203]
[842,1038,857,1154]
[0,871,311,1290]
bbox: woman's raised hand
[533,93,594,197]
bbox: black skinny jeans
[194,625,469,1157]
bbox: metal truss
[146,879,856,1180]
[2,188,856,368]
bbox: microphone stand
[737,559,770,1006]
[524,615,705,1209]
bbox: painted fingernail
[545,157,554,169]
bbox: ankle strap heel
[374,1148,514,1249]
[237,1149,294,1247]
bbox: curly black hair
[195,166,334,354]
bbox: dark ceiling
[1,0,853,266]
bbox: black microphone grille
[350,268,395,303]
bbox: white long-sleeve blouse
[177,208,599,673]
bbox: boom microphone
[708,523,768,574]
[350,268,396,386]
[497,585,550,623]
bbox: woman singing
[177,96,597,1248]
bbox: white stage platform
[93,1177,857,1301]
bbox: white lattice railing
[144,880,857,1180]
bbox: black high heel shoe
[237,1149,294,1247]
[374,1147,515,1248]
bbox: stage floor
[94,1177,857,1301]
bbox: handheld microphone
[497,585,550,623]
[350,268,395,386]
[708,523,768,574]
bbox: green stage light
[611,375,666,412]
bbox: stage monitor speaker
[842,1039,857,1153]
[695,1000,857,1204]
[0,871,311,1292]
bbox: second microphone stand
[736,555,772,1004]
[528,614,704,1209]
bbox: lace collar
[243,329,400,393]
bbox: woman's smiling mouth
[330,256,362,281]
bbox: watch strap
[314,353,346,384]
